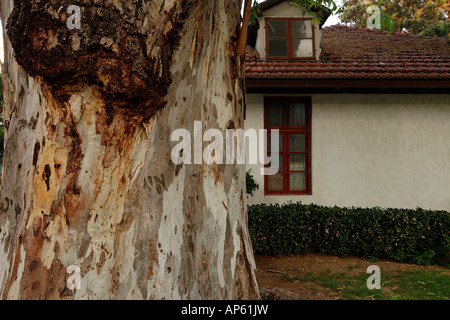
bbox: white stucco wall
[245,94,450,211]
[255,1,322,60]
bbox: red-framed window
[265,17,315,60]
[264,97,312,195]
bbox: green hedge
[248,202,449,266]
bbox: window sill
[264,192,312,196]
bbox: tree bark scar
[43,164,52,191]
[32,142,41,167]
[6,0,195,117]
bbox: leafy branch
[249,0,349,26]
[248,0,394,33]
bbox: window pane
[268,39,288,57]
[268,20,287,38]
[293,39,313,58]
[268,153,284,171]
[289,154,306,171]
[267,103,283,126]
[290,173,306,191]
[292,20,312,38]
[290,103,306,126]
[267,133,284,152]
[289,134,306,152]
[268,173,284,191]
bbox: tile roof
[245,25,450,79]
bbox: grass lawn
[256,254,450,300]
[283,269,450,300]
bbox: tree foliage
[340,0,450,37]
[0,73,3,108]
[248,202,450,266]
[290,0,347,23]
[0,73,3,159]
[246,170,260,197]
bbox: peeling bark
[0,0,259,300]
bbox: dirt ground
[255,253,449,300]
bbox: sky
[323,12,342,27]
[0,1,343,65]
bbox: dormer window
[266,18,314,60]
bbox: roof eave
[245,77,450,89]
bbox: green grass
[282,269,450,300]
[385,270,450,300]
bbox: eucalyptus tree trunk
[0,0,259,300]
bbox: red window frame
[265,17,315,60]
[264,96,312,195]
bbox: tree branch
[237,0,253,57]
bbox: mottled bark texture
[0,0,259,300]
[7,0,192,115]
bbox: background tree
[340,0,450,37]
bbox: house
[244,0,450,211]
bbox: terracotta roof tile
[245,25,450,79]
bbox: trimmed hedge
[248,202,449,266]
